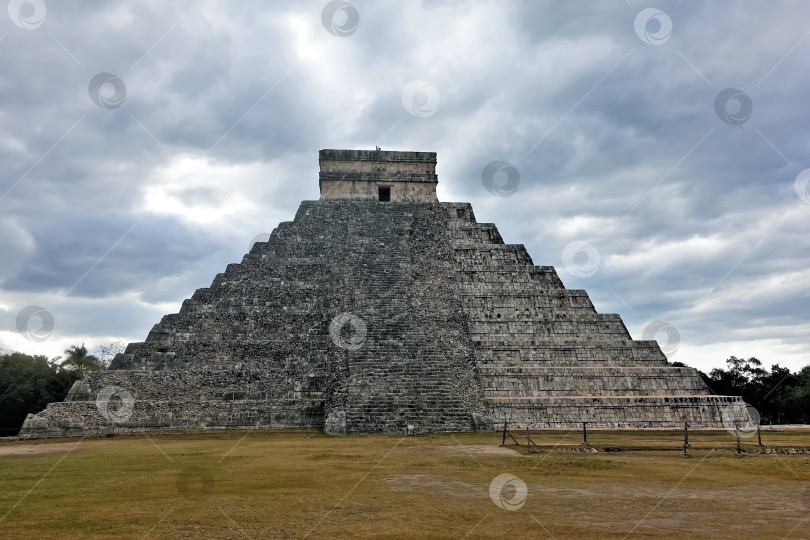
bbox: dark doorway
[378,186,391,202]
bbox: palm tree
[60,343,104,377]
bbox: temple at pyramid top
[319,148,438,202]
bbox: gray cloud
[1,0,808,371]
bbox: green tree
[751,364,795,424]
[60,343,105,377]
[706,356,763,395]
[704,356,810,425]
[777,365,810,424]
[0,352,80,435]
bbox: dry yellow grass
[1,428,809,539]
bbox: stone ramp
[319,201,487,434]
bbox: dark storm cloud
[2,212,218,295]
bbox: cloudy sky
[1,1,808,373]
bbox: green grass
[1,429,809,539]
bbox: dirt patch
[0,442,81,458]
[424,443,521,456]
[381,474,486,498]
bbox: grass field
[1,428,809,539]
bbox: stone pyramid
[20,149,747,438]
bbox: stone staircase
[317,201,486,434]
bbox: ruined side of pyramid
[19,149,747,438]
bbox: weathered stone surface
[19,149,745,439]
[319,149,438,201]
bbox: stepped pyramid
[20,149,747,438]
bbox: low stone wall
[19,398,323,439]
[487,395,745,428]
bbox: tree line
[0,342,123,436]
[694,356,810,425]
